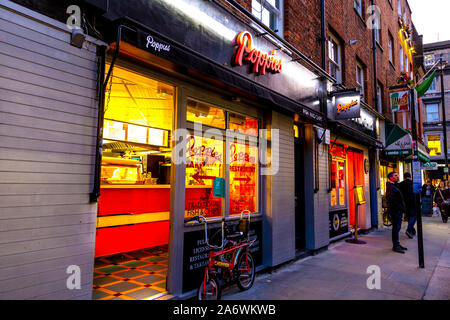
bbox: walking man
[399,172,416,239]
[386,172,408,253]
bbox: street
[223,216,450,300]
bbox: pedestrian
[434,180,449,223]
[399,172,416,239]
[421,179,435,216]
[386,172,408,254]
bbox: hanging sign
[333,91,361,120]
[390,91,409,112]
[355,185,366,205]
[234,31,282,75]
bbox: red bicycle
[185,210,256,300]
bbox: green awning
[384,122,412,156]
[418,152,430,162]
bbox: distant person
[386,172,407,254]
[421,179,435,216]
[434,181,449,223]
[399,172,416,238]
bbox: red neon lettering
[234,31,282,75]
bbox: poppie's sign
[234,31,282,75]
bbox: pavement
[222,216,450,300]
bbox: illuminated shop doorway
[92,64,174,300]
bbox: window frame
[425,103,440,123]
[354,0,363,17]
[427,134,443,156]
[356,62,365,101]
[252,0,283,35]
[328,34,343,83]
[185,95,261,220]
[388,32,394,63]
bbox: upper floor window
[354,0,363,17]
[400,47,404,71]
[328,35,342,83]
[397,0,402,17]
[429,77,437,92]
[426,103,439,122]
[377,83,383,113]
[427,135,442,156]
[356,62,365,101]
[252,0,282,34]
[388,33,394,63]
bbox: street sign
[422,162,438,170]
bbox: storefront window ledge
[184,212,263,228]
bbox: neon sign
[234,31,282,75]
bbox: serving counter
[95,184,221,257]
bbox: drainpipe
[321,0,326,70]
[90,24,136,202]
[371,0,379,113]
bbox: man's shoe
[399,245,408,251]
[393,246,405,254]
[406,230,414,239]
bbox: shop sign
[390,91,409,112]
[182,220,262,293]
[234,31,282,75]
[333,91,361,120]
[385,133,412,155]
[145,35,171,53]
[422,162,438,170]
[329,209,349,239]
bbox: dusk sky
[408,0,450,44]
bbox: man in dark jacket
[399,172,416,239]
[386,172,407,253]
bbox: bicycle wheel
[198,273,221,300]
[236,251,255,291]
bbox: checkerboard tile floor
[92,245,168,300]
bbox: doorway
[347,149,365,228]
[294,124,306,251]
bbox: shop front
[90,0,329,299]
[327,94,383,240]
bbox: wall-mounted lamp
[349,40,359,46]
[71,27,86,48]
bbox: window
[400,47,404,71]
[252,0,282,34]
[397,0,402,17]
[329,144,346,208]
[429,77,437,92]
[328,35,342,83]
[375,26,381,45]
[356,62,365,101]
[354,0,362,17]
[377,83,383,113]
[185,100,259,218]
[388,33,394,63]
[426,103,439,122]
[428,135,442,156]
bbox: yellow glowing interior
[104,63,174,131]
[428,136,441,156]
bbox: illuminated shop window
[185,135,224,218]
[101,64,175,186]
[229,113,258,136]
[229,139,259,215]
[427,135,442,156]
[329,144,346,208]
[187,99,226,129]
[185,101,259,219]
